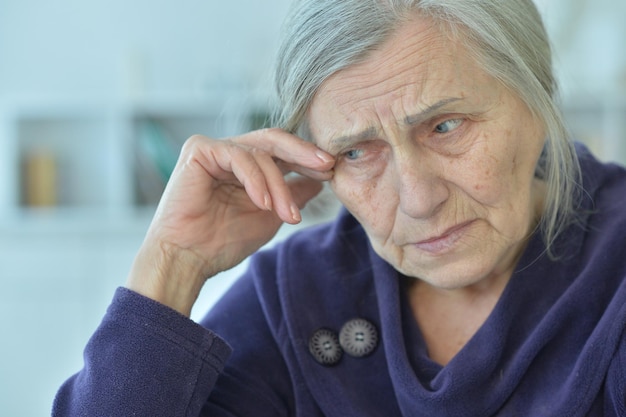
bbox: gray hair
[273,0,582,255]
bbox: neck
[406,268,512,366]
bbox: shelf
[0,94,623,232]
[17,115,112,207]
[0,95,268,220]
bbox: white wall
[535,0,626,98]
[0,0,290,99]
[1,0,624,101]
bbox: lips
[413,220,475,254]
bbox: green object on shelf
[137,119,179,183]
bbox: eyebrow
[404,97,463,125]
[326,97,463,154]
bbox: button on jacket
[53,145,626,416]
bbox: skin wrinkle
[321,24,447,124]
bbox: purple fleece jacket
[53,146,626,416]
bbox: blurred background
[0,0,624,415]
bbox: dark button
[309,328,342,366]
[339,318,378,358]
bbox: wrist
[125,240,208,317]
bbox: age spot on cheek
[334,181,372,212]
[511,155,518,174]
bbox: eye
[434,118,463,134]
[344,148,365,160]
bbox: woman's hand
[125,128,335,316]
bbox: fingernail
[291,203,301,222]
[264,193,273,211]
[315,150,333,164]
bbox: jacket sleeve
[52,287,232,417]
[197,262,298,417]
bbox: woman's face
[307,17,546,290]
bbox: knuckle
[181,134,225,158]
[181,134,206,153]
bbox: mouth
[413,220,475,255]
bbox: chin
[399,258,498,291]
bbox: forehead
[317,17,455,100]
[307,15,497,143]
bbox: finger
[180,135,329,221]
[205,138,327,222]
[223,146,275,211]
[214,145,329,223]
[251,149,303,224]
[236,128,335,171]
[186,138,273,212]
[221,144,307,223]
[276,160,334,182]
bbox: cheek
[468,162,508,199]
[464,134,538,202]
[461,149,539,227]
[331,173,396,233]
[331,174,373,211]
[330,152,389,213]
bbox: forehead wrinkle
[324,96,464,154]
[327,126,379,155]
[403,97,464,126]
[322,67,423,114]
[308,16,473,153]
[319,21,449,110]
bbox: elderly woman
[54,0,626,415]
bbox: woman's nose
[392,148,448,219]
